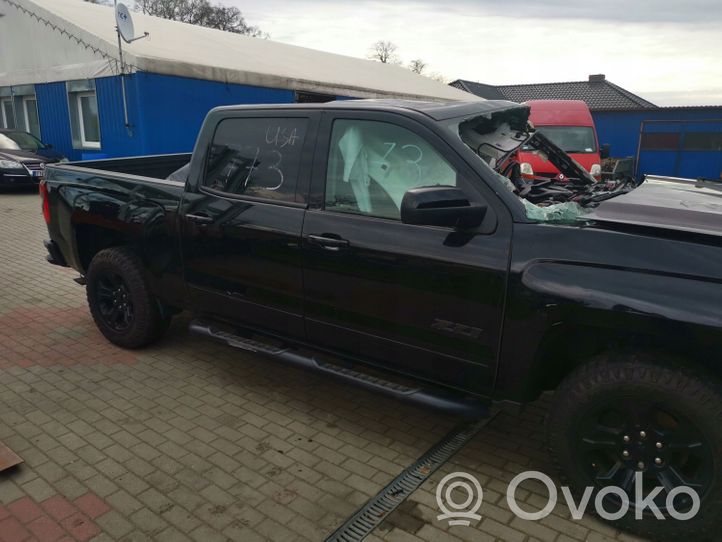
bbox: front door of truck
[180,111,318,340]
[302,112,512,394]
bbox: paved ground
[0,190,648,542]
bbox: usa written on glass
[265,125,301,148]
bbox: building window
[76,92,100,148]
[22,97,41,138]
[1,86,40,136]
[1,98,15,129]
[640,132,680,151]
[683,132,722,151]
[67,80,101,150]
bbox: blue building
[451,75,722,181]
[0,0,471,162]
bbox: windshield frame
[441,108,600,216]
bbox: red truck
[516,100,607,182]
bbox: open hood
[587,176,722,237]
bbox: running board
[189,320,488,418]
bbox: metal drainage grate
[325,413,497,542]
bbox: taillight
[39,181,50,224]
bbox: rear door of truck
[179,109,320,341]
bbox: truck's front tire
[547,353,722,541]
[86,247,170,348]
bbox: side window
[204,117,308,202]
[325,119,458,219]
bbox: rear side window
[203,117,308,202]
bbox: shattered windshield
[445,106,636,223]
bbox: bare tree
[428,72,449,84]
[408,59,427,74]
[134,0,267,37]
[368,41,400,64]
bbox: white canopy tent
[0,0,475,101]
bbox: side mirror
[600,143,610,160]
[400,186,487,229]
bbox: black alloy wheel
[576,396,713,515]
[86,247,171,348]
[95,271,135,332]
[547,353,722,541]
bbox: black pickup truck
[41,99,722,539]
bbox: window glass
[1,99,15,129]
[0,131,45,151]
[79,93,100,145]
[24,98,41,138]
[683,132,722,151]
[522,126,597,153]
[640,132,680,151]
[204,118,308,202]
[325,119,458,219]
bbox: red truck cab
[517,100,602,182]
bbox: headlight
[520,162,534,180]
[0,159,23,169]
[590,163,602,180]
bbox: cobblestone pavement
[0,190,648,541]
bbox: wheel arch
[519,320,722,402]
[75,223,134,273]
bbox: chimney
[589,74,606,83]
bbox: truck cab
[516,100,603,182]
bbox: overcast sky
[226,0,722,106]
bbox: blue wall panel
[134,73,294,154]
[592,111,644,158]
[35,73,295,161]
[678,151,722,180]
[93,75,145,159]
[593,108,722,180]
[34,72,359,162]
[36,76,145,161]
[35,82,75,160]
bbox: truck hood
[587,176,722,237]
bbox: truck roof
[211,99,528,121]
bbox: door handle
[308,234,350,251]
[185,213,214,224]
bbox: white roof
[0,0,475,101]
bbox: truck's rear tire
[86,247,170,348]
[547,353,722,541]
